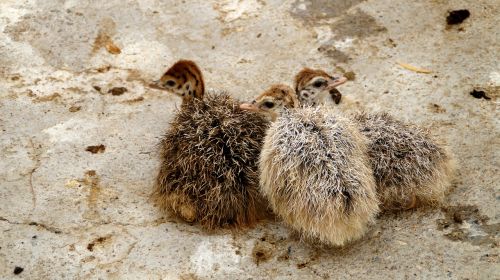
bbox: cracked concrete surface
[0,0,498,279]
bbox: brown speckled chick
[151,60,269,229]
[294,68,454,210]
[294,68,347,106]
[241,85,379,246]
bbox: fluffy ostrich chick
[240,84,379,246]
[151,60,269,229]
[295,68,454,210]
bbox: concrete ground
[0,0,498,279]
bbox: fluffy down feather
[353,112,454,210]
[259,107,379,246]
[154,93,269,229]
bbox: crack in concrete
[93,218,174,229]
[0,216,174,235]
[90,226,139,268]
[27,138,43,213]
[97,240,138,268]
[0,216,63,234]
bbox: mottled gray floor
[0,0,498,279]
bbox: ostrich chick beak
[326,76,348,91]
[240,103,260,112]
[149,80,165,90]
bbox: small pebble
[14,266,24,275]
[446,10,470,25]
[108,87,128,96]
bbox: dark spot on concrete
[85,144,106,154]
[302,7,384,63]
[428,103,446,113]
[295,4,386,42]
[470,89,491,100]
[95,65,111,73]
[179,273,199,280]
[235,250,241,255]
[27,222,62,234]
[446,10,470,25]
[317,46,350,63]
[93,86,102,92]
[277,253,289,261]
[297,262,308,269]
[81,170,101,220]
[291,0,365,24]
[108,87,127,96]
[332,9,387,39]
[92,20,121,55]
[256,33,262,38]
[277,246,292,261]
[292,4,387,44]
[444,230,467,241]
[344,71,356,81]
[386,38,397,47]
[87,235,111,252]
[13,266,24,275]
[252,241,274,265]
[211,45,215,50]
[122,96,145,104]
[4,10,121,71]
[436,205,498,246]
[480,253,498,263]
[32,92,62,103]
[69,105,81,112]
[32,235,37,239]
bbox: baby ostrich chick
[294,68,348,106]
[240,85,379,246]
[295,68,454,210]
[151,60,269,229]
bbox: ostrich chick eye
[263,101,275,109]
[312,79,326,88]
[165,80,176,87]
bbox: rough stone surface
[0,0,498,279]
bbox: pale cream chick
[241,84,379,246]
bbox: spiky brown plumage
[152,60,270,229]
[154,93,270,229]
[260,107,379,246]
[353,112,454,210]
